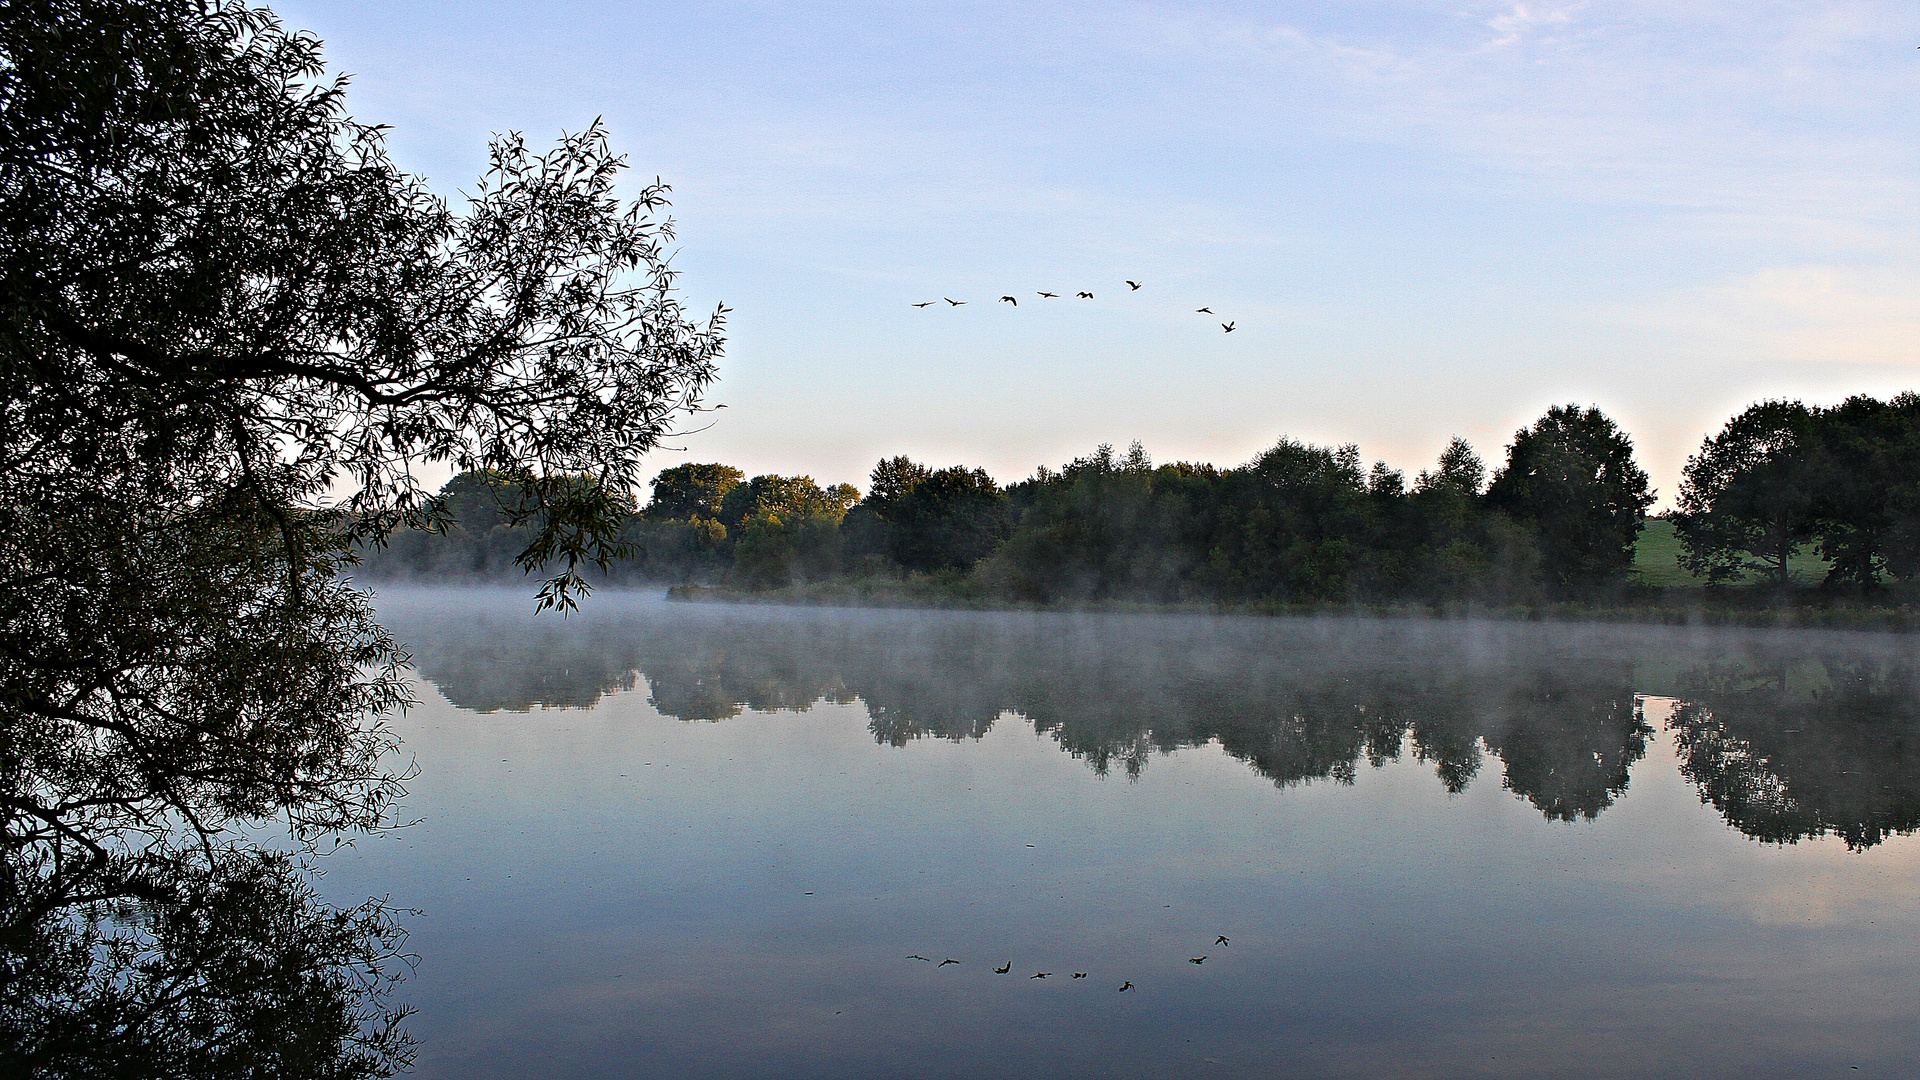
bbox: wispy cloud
[1614,264,1920,366]
[1119,1,1920,240]
[1483,3,1579,49]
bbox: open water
[330,587,1920,1078]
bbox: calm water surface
[333,588,1920,1078]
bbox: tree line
[357,392,1920,602]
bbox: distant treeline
[358,394,1920,602]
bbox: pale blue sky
[280,1,1920,506]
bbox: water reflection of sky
[328,588,1920,1078]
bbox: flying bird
[1077,291,1093,299]
[1221,322,1235,333]
[1118,982,1135,992]
[912,302,935,308]
[1031,972,1052,979]
[1188,956,1207,965]
[1196,307,1212,314]
[1000,296,1018,305]
[1126,280,1142,290]
[907,955,931,962]
[945,298,966,306]
[1037,291,1058,298]
[994,962,1011,974]
[1071,972,1088,979]
[938,958,960,967]
[1215,936,1230,947]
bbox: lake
[332,587,1920,1079]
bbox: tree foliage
[1677,393,1920,590]
[1675,400,1815,585]
[845,458,1007,573]
[1486,405,1653,593]
[1,1,724,1071]
[644,463,743,522]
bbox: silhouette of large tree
[1487,405,1652,592]
[1674,400,1816,586]
[1,0,722,1072]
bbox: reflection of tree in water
[418,623,644,712]
[1482,671,1647,822]
[7,849,411,1076]
[393,600,1667,823]
[1670,654,1920,850]
[5,571,418,1075]
[399,599,1920,839]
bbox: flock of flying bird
[902,934,1232,992]
[912,280,1237,333]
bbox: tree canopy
[1,1,723,1072]
[645,463,743,522]
[1677,393,1920,590]
[1486,405,1653,592]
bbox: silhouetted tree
[992,443,1203,602]
[1800,393,1920,588]
[1418,436,1487,498]
[1486,405,1653,593]
[1203,440,1374,600]
[1674,400,1816,586]
[888,466,1008,571]
[1406,437,1500,599]
[866,456,934,509]
[2,1,723,1070]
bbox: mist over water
[335,588,1920,1079]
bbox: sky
[275,1,1920,507]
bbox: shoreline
[663,581,1920,633]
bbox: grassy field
[1631,517,1828,588]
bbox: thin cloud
[1483,3,1579,49]
[1605,264,1920,367]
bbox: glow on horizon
[278,1,1920,508]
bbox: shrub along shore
[360,394,1920,627]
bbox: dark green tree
[837,457,934,569]
[1486,405,1653,592]
[1,0,723,1071]
[645,463,743,521]
[839,457,1007,573]
[888,466,1008,572]
[1203,440,1374,600]
[1799,393,1920,588]
[866,456,934,509]
[1417,436,1486,498]
[1673,400,1816,586]
[1405,437,1496,600]
[992,443,1202,602]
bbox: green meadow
[1631,517,1829,589]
